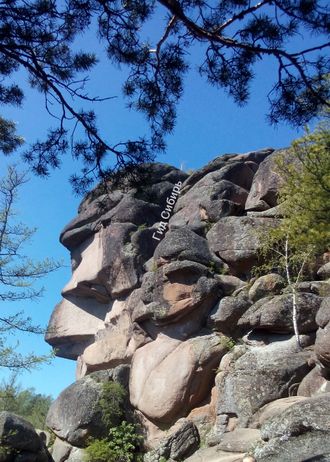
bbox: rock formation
[44,151,330,462]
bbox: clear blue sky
[0,22,317,398]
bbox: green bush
[98,381,126,429]
[85,383,142,462]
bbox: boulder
[207,216,277,275]
[297,365,330,397]
[254,394,330,461]
[129,333,228,424]
[214,275,246,296]
[249,396,308,428]
[143,419,199,462]
[60,190,124,250]
[0,412,41,453]
[45,295,108,360]
[60,163,187,250]
[207,293,252,335]
[133,260,222,327]
[216,336,311,426]
[154,228,220,267]
[169,170,251,232]
[238,293,323,334]
[46,368,129,446]
[317,262,330,280]
[51,438,72,462]
[248,274,285,302]
[62,223,142,300]
[184,447,246,462]
[315,323,330,370]
[316,297,330,327]
[182,149,272,193]
[245,150,287,211]
[218,428,261,453]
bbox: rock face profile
[44,154,330,461]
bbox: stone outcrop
[44,149,330,462]
[0,412,52,462]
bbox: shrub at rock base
[85,382,142,462]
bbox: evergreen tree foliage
[0,0,329,192]
[259,122,330,275]
[0,374,53,429]
[85,382,142,462]
[0,165,60,370]
[257,122,330,346]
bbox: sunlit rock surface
[45,152,330,462]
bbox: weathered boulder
[245,150,287,211]
[79,299,150,375]
[297,365,330,397]
[46,368,129,446]
[143,419,199,462]
[249,396,308,429]
[217,428,261,453]
[62,223,142,300]
[238,293,323,334]
[248,274,285,302]
[185,446,246,462]
[133,260,222,327]
[207,293,252,335]
[216,336,311,426]
[154,228,220,267]
[317,262,330,280]
[207,216,277,275]
[316,297,330,328]
[129,333,228,424]
[60,163,187,250]
[214,275,246,296]
[0,412,41,453]
[254,394,330,461]
[315,323,330,370]
[169,167,251,232]
[45,295,108,360]
[181,149,273,194]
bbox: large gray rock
[207,293,252,335]
[207,216,277,275]
[245,150,288,211]
[46,369,129,446]
[0,412,41,453]
[154,228,219,267]
[254,394,330,461]
[238,293,323,334]
[169,167,251,232]
[216,336,311,426]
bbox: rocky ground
[1,148,329,462]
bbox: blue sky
[0,22,317,398]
